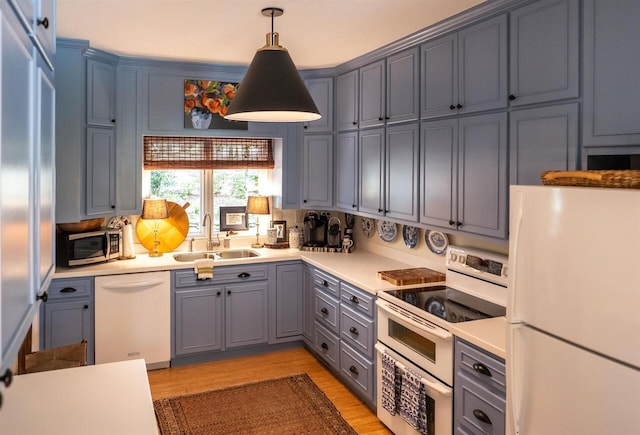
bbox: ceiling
[56,0,486,69]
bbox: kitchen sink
[172,249,260,262]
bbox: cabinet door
[1,9,36,371]
[420,119,458,229]
[302,134,333,208]
[302,266,314,341]
[421,34,458,119]
[225,282,269,348]
[583,0,640,147]
[359,60,386,128]
[43,299,94,364]
[304,77,333,133]
[34,0,54,65]
[510,103,578,186]
[458,14,507,114]
[175,288,223,356]
[457,113,508,239]
[7,0,34,34]
[335,131,359,212]
[358,128,385,216]
[509,0,579,106]
[86,127,116,216]
[86,58,116,126]
[36,56,55,292]
[336,70,358,131]
[275,264,303,339]
[385,123,419,222]
[386,47,419,124]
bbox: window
[143,136,274,237]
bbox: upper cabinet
[335,131,359,212]
[8,0,55,67]
[303,77,333,133]
[336,70,359,131]
[359,47,419,128]
[421,14,507,119]
[583,0,640,147]
[86,59,116,127]
[301,134,333,209]
[509,0,579,106]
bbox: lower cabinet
[454,337,506,435]
[174,287,223,356]
[225,282,269,348]
[274,263,303,340]
[308,267,376,408]
[41,277,95,365]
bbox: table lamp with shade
[246,196,270,248]
[141,198,169,257]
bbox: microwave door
[69,233,108,263]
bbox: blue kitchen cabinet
[0,2,39,375]
[359,124,419,223]
[359,48,419,128]
[303,77,333,133]
[175,287,223,356]
[86,58,116,127]
[302,265,314,344]
[86,127,116,216]
[335,131,359,212]
[302,134,333,208]
[33,0,54,66]
[454,338,506,435]
[41,278,95,365]
[225,282,269,348]
[510,103,579,186]
[6,0,34,34]
[336,69,359,131]
[274,263,303,339]
[582,0,640,148]
[420,14,507,119]
[509,0,579,107]
[420,113,508,239]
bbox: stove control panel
[446,246,508,286]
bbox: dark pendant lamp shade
[225,8,321,123]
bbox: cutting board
[377,267,445,286]
[136,202,190,253]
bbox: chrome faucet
[202,213,220,250]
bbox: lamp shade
[141,199,169,219]
[246,196,270,215]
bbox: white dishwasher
[95,271,170,369]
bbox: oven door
[376,298,454,385]
[376,342,452,435]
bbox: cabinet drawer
[312,268,339,297]
[313,321,339,369]
[173,264,268,289]
[340,282,374,318]
[340,305,375,359]
[456,372,506,435]
[456,339,506,394]
[340,341,375,403]
[314,290,339,333]
[48,277,93,300]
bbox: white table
[0,359,158,435]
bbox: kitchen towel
[194,258,214,280]
[400,366,429,434]
[381,352,400,415]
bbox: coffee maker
[302,211,328,247]
[327,217,341,248]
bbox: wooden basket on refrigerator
[541,170,640,189]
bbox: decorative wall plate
[402,225,419,249]
[344,213,356,229]
[360,217,375,238]
[425,230,448,255]
[107,215,129,229]
[377,220,398,243]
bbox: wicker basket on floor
[541,170,640,189]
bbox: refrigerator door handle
[508,190,524,323]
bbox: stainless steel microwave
[57,229,122,267]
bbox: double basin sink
[173,249,260,262]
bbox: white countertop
[0,359,157,435]
[449,316,507,359]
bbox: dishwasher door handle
[100,279,165,291]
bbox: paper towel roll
[122,223,136,259]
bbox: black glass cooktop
[383,286,506,323]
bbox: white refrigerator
[507,185,640,435]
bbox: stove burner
[383,286,505,323]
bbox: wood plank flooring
[147,347,391,434]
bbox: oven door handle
[376,299,453,341]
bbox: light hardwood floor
[147,347,391,434]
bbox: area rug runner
[153,373,357,434]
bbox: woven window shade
[143,136,274,170]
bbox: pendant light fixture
[225,7,321,123]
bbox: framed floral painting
[184,79,248,130]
